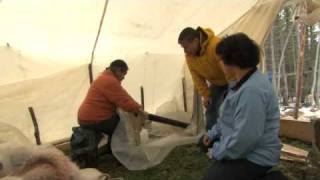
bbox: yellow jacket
[185,27,235,98]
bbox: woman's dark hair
[108,59,128,72]
[216,33,260,68]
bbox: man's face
[114,69,127,81]
[179,39,200,57]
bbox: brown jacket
[78,70,140,124]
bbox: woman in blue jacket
[202,33,285,180]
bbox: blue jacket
[208,70,282,167]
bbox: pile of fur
[0,146,109,180]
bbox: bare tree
[312,39,320,107]
[282,64,289,106]
[270,27,277,90]
[277,24,295,95]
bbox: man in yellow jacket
[178,27,234,130]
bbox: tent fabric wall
[219,0,286,44]
[0,0,258,65]
[0,46,67,85]
[0,0,268,142]
[0,65,89,142]
[0,0,288,169]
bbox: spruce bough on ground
[94,139,320,180]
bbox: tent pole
[182,77,187,112]
[89,0,109,83]
[88,64,93,83]
[140,86,145,110]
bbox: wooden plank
[52,138,70,152]
[280,143,308,163]
[281,154,307,163]
[282,143,308,158]
[54,142,70,152]
[280,117,313,143]
[52,138,69,146]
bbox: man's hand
[203,134,213,146]
[203,96,212,108]
[138,108,149,119]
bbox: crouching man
[77,59,148,156]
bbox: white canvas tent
[0,0,312,170]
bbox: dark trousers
[79,114,120,153]
[205,84,228,130]
[203,159,271,180]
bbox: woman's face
[220,61,236,76]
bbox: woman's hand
[203,134,213,146]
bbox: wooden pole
[28,107,41,145]
[294,22,306,119]
[89,0,109,84]
[192,88,204,134]
[140,86,144,110]
[148,114,189,128]
[182,77,187,112]
[88,63,93,84]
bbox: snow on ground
[280,104,320,121]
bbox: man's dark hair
[178,27,200,43]
[216,33,260,69]
[108,59,128,72]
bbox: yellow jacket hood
[197,27,215,56]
